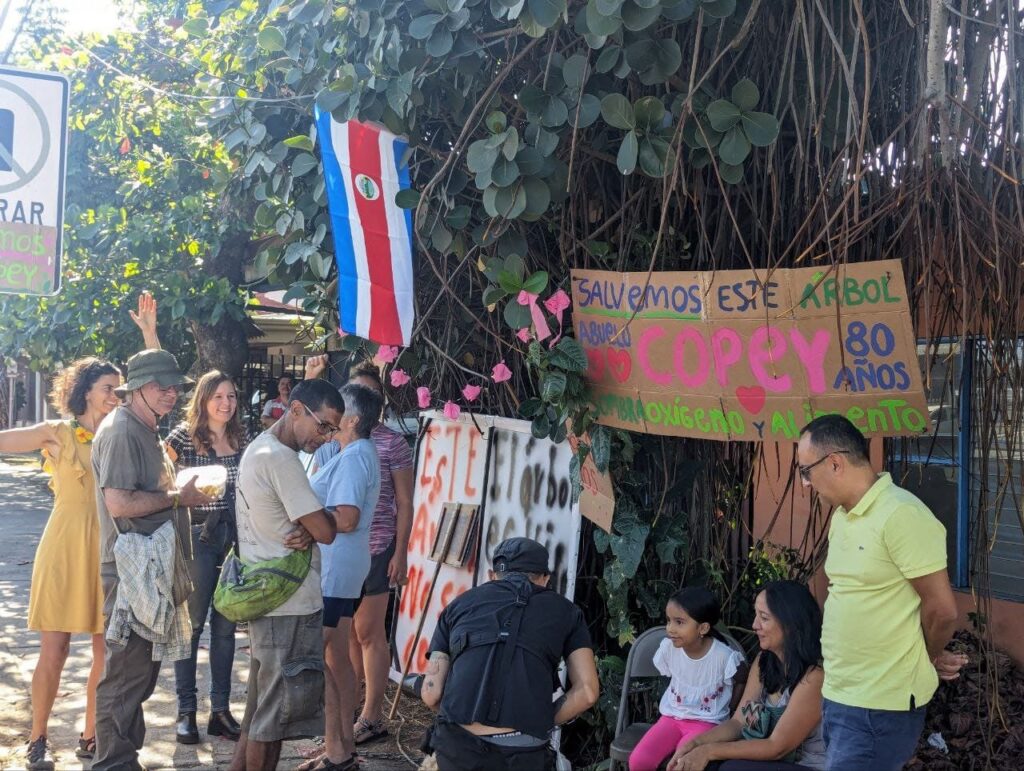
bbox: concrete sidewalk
[0,454,429,770]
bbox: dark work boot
[176,712,200,744]
[207,710,242,741]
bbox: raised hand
[129,291,161,349]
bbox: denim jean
[822,698,927,771]
[174,521,236,714]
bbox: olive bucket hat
[114,349,193,397]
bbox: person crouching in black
[420,537,599,771]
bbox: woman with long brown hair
[165,370,251,745]
[0,357,122,769]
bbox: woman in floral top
[165,370,251,745]
[0,357,122,769]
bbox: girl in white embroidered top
[630,587,747,771]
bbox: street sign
[0,66,69,296]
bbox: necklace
[70,419,95,445]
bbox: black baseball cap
[493,537,550,574]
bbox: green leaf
[617,130,639,175]
[531,413,552,439]
[554,337,589,372]
[585,0,622,36]
[731,78,760,112]
[486,111,507,133]
[633,96,665,131]
[395,188,420,209]
[662,0,698,20]
[701,0,736,18]
[483,284,509,307]
[409,13,442,39]
[257,26,286,52]
[718,125,751,164]
[571,94,602,129]
[523,271,549,294]
[590,425,611,471]
[541,370,568,400]
[494,183,528,219]
[522,176,552,216]
[741,111,781,146]
[467,140,499,173]
[601,93,635,130]
[562,54,590,89]
[520,397,544,418]
[528,0,567,28]
[283,135,314,151]
[491,156,520,187]
[718,161,744,184]
[181,17,209,37]
[540,96,569,127]
[426,27,454,57]
[620,0,660,31]
[638,137,666,176]
[504,297,532,328]
[706,99,742,131]
[291,153,318,177]
[596,0,624,13]
[595,45,621,73]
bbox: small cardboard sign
[567,431,615,533]
[570,260,929,442]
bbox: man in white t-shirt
[228,379,342,771]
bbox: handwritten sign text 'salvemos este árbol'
[570,260,929,441]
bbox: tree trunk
[189,232,253,378]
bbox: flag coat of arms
[315,109,414,346]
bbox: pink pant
[629,716,717,771]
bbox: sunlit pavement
[0,454,425,770]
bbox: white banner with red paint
[392,412,581,678]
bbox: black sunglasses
[799,450,849,481]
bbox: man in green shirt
[797,414,967,771]
[92,349,211,771]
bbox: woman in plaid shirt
[165,370,251,746]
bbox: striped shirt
[314,424,413,555]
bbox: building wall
[751,441,1024,668]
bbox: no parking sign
[0,66,69,296]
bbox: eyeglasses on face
[301,402,340,436]
[798,450,850,481]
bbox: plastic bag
[176,464,227,499]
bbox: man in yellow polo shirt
[797,414,967,771]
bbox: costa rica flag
[315,109,415,346]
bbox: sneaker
[26,735,54,771]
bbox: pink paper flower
[377,345,399,363]
[516,327,533,343]
[543,289,571,315]
[390,368,410,387]
[492,361,512,383]
[443,401,461,420]
[417,386,431,409]
[462,383,482,402]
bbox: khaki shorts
[241,611,325,742]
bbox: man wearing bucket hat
[420,537,599,771]
[91,349,212,771]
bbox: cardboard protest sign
[567,430,614,533]
[570,260,929,441]
[393,412,582,678]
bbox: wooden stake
[388,504,461,720]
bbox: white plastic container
[176,465,227,499]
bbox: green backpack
[213,546,312,623]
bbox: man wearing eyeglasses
[797,414,966,771]
[230,379,343,771]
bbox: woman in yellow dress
[0,357,121,769]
